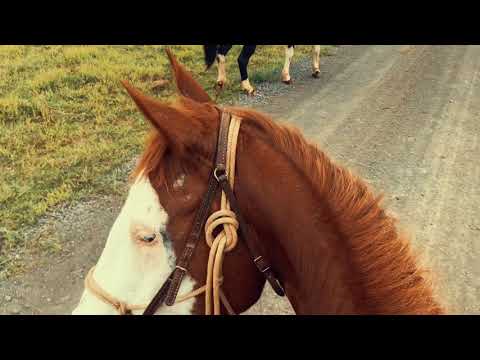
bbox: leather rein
[84,109,285,315]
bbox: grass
[0,45,333,276]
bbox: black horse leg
[218,45,233,56]
[238,45,256,94]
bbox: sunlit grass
[0,45,333,276]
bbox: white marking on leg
[217,54,227,86]
[312,45,321,75]
[72,175,196,315]
[282,46,294,83]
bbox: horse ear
[165,47,213,104]
[121,80,206,154]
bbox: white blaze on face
[72,175,196,315]
[282,46,295,82]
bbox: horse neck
[236,126,445,315]
[238,158,361,314]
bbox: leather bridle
[83,109,285,315]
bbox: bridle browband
[84,109,285,315]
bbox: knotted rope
[204,115,242,315]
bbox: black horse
[203,45,321,95]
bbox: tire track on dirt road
[410,47,480,314]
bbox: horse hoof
[282,79,292,85]
[312,70,320,78]
[243,89,256,96]
[215,82,224,93]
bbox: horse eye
[142,233,156,243]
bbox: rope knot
[205,209,239,252]
[117,302,132,315]
[203,115,242,315]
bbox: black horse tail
[203,45,218,70]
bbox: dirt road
[1,45,479,315]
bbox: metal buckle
[214,167,227,182]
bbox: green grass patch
[0,45,333,276]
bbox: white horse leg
[281,45,295,84]
[238,45,256,95]
[312,45,321,78]
[216,54,227,88]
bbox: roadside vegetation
[0,45,332,277]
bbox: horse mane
[227,105,446,314]
[130,95,445,314]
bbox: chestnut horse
[203,45,322,95]
[72,49,445,315]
